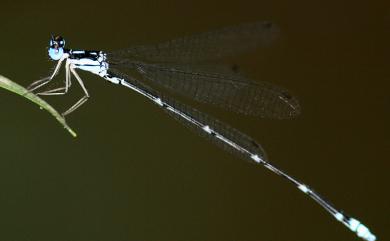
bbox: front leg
[37,61,72,95]
[27,54,68,92]
[26,76,51,92]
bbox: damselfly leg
[26,76,51,92]
[27,56,90,116]
[37,60,72,95]
[27,54,67,92]
[61,65,89,116]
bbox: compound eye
[48,47,64,60]
[50,35,65,48]
[55,36,65,47]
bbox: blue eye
[48,47,64,60]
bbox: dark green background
[0,0,388,240]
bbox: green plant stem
[0,75,77,137]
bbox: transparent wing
[110,21,279,63]
[161,92,268,161]
[109,68,268,161]
[112,62,300,119]
[108,21,299,119]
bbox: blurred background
[0,0,388,240]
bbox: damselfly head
[48,35,65,61]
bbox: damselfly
[28,22,375,241]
